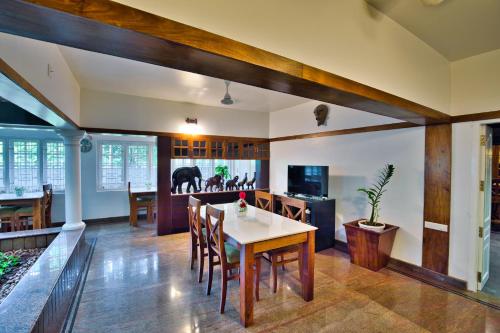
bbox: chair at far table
[15,185,53,230]
[205,204,261,314]
[255,191,273,212]
[265,196,307,293]
[0,206,23,232]
[188,196,207,283]
[128,182,155,226]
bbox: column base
[62,221,86,231]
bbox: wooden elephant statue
[225,176,239,191]
[246,172,256,189]
[237,173,248,190]
[171,166,202,194]
[205,174,223,192]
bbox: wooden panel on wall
[422,124,452,274]
[0,0,450,125]
[157,137,172,236]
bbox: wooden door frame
[0,0,450,125]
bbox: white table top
[0,192,44,200]
[130,188,157,194]
[200,203,317,245]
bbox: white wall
[80,89,269,138]
[451,49,500,116]
[269,101,401,138]
[270,128,425,265]
[0,33,80,124]
[113,0,451,113]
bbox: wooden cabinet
[171,136,269,160]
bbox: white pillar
[57,129,86,231]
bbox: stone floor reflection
[72,221,500,333]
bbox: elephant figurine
[246,172,256,189]
[225,176,239,191]
[238,173,248,190]
[205,174,223,192]
[171,166,202,194]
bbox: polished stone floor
[72,221,500,333]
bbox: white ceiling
[367,0,500,61]
[58,46,309,112]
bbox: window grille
[44,141,65,191]
[10,140,40,192]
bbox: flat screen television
[287,165,329,197]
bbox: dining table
[0,192,45,229]
[129,187,156,226]
[200,203,317,327]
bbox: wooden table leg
[32,198,42,229]
[130,194,137,227]
[300,231,315,301]
[239,243,255,327]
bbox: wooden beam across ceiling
[0,0,451,125]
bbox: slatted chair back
[187,196,203,242]
[42,184,53,227]
[281,196,307,223]
[255,191,273,212]
[127,182,133,203]
[205,204,227,263]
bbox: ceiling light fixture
[220,80,234,105]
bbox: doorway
[478,124,500,298]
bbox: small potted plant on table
[344,164,399,271]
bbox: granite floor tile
[72,221,500,333]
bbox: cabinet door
[172,138,189,158]
[210,141,224,159]
[192,140,208,158]
[256,143,270,160]
[226,141,240,159]
[242,142,255,159]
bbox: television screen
[288,165,329,197]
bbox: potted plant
[343,164,399,271]
[215,165,230,180]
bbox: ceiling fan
[220,80,234,105]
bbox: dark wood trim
[422,124,452,274]
[0,0,450,125]
[270,122,420,142]
[451,110,500,123]
[157,136,173,235]
[82,127,269,142]
[0,57,78,128]
[334,240,466,291]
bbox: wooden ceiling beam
[0,0,451,125]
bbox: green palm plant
[358,164,395,225]
[215,165,231,180]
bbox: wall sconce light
[180,117,201,134]
[185,117,197,125]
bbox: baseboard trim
[333,240,467,291]
[52,215,139,228]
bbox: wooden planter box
[343,220,399,271]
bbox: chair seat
[225,243,240,264]
[0,206,17,218]
[267,244,299,255]
[15,206,34,215]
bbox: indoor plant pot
[357,219,385,232]
[344,219,399,271]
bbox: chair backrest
[127,182,133,202]
[281,196,307,223]
[255,191,273,212]
[187,196,202,242]
[42,184,53,227]
[205,204,227,264]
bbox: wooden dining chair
[188,196,207,283]
[205,204,261,314]
[266,196,307,293]
[255,190,273,212]
[128,182,155,225]
[0,206,22,232]
[42,184,53,227]
[15,185,52,230]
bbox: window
[171,158,256,192]
[99,143,125,190]
[0,141,5,192]
[97,141,156,191]
[44,142,65,191]
[10,140,40,192]
[127,144,150,188]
